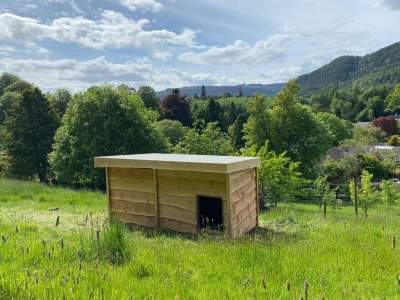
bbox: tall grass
[1,178,400,299]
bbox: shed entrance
[198,196,223,230]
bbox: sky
[0,0,399,92]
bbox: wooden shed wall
[107,167,229,234]
[229,168,258,237]
[108,168,157,227]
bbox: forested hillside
[157,83,285,98]
[297,42,400,95]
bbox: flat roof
[94,153,260,174]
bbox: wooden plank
[108,168,153,181]
[158,182,226,199]
[153,169,159,228]
[109,177,154,193]
[225,173,232,236]
[255,168,259,228]
[231,189,257,217]
[111,211,156,227]
[230,171,256,194]
[232,209,257,233]
[105,167,111,221]
[157,169,226,182]
[110,199,156,217]
[231,202,257,229]
[159,195,197,212]
[159,217,197,234]
[232,199,257,222]
[231,180,256,203]
[159,204,197,225]
[110,189,155,204]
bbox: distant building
[326,145,400,164]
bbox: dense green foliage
[174,123,234,155]
[4,87,57,182]
[49,85,168,188]
[297,42,400,95]
[155,119,187,146]
[245,81,331,176]
[138,86,160,111]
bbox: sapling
[380,180,400,207]
[358,170,378,218]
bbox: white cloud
[178,34,291,65]
[151,50,173,60]
[114,0,163,12]
[0,11,196,50]
[0,57,237,92]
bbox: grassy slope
[1,179,400,299]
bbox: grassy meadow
[1,178,400,299]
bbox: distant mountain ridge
[297,42,400,95]
[156,83,285,99]
[156,41,400,99]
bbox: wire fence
[259,182,352,210]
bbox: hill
[156,83,285,99]
[297,42,400,95]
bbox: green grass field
[1,178,400,299]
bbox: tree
[138,86,160,111]
[48,89,72,121]
[340,125,386,148]
[372,116,398,136]
[380,180,400,206]
[388,135,400,146]
[49,85,168,188]
[386,84,400,112]
[4,87,57,182]
[314,176,337,219]
[155,119,187,146]
[174,122,234,155]
[0,73,20,96]
[268,81,330,176]
[206,99,223,124]
[161,92,193,127]
[229,114,247,150]
[316,112,353,148]
[238,86,244,97]
[200,85,207,99]
[0,92,20,125]
[244,142,305,207]
[358,170,377,218]
[243,95,270,149]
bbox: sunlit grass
[1,178,400,299]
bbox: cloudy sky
[0,0,399,92]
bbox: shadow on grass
[125,224,302,245]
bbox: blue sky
[0,0,399,92]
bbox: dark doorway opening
[198,196,223,229]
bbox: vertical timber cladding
[229,167,258,237]
[108,168,157,227]
[157,170,228,234]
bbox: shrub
[155,119,187,146]
[174,122,234,155]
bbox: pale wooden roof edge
[94,153,260,174]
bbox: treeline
[310,84,400,122]
[1,73,400,211]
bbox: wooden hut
[94,153,260,237]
